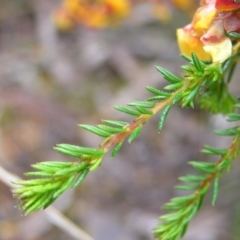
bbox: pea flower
[177,0,240,63]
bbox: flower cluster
[177,0,240,63]
[53,0,196,30]
[54,0,130,29]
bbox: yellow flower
[54,0,130,29]
[191,5,217,33]
[104,0,130,18]
[176,1,237,63]
[177,25,211,60]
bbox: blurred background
[0,0,240,240]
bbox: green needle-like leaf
[155,66,182,84]
[54,162,87,175]
[167,195,195,206]
[12,178,51,187]
[128,101,155,108]
[182,87,199,106]
[212,177,219,206]
[164,82,183,90]
[102,119,128,127]
[189,161,216,173]
[227,113,240,122]
[222,53,235,73]
[31,164,59,173]
[201,145,227,155]
[191,52,204,72]
[43,195,58,210]
[158,105,171,131]
[24,172,54,177]
[147,95,168,101]
[97,124,126,134]
[217,158,231,171]
[79,124,112,137]
[175,184,199,191]
[23,193,43,210]
[72,168,89,188]
[172,92,183,104]
[226,60,237,83]
[128,126,142,143]
[181,54,192,62]
[30,181,62,193]
[111,142,123,158]
[89,157,102,171]
[54,148,82,158]
[135,106,153,115]
[179,174,206,183]
[226,31,240,38]
[198,184,210,195]
[146,86,171,96]
[197,194,206,211]
[180,223,189,238]
[38,161,73,168]
[181,65,194,73]
[24,193,50,214]
[114,105,141,116]
[55,144,104,157]
[53,175,75,199]
[215,127,240,136]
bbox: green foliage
[12,161,89,214]
[12,52,240,239]
[158,105,171,130]
[155,66,182,84]
[154,111,240,239]
[54,144,105,157]
[114,105,142,116]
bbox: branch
[12,54,227,215]
[154,107,240,239]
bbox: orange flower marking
[215,0,240,11]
